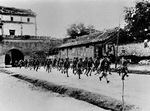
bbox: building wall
[118,43,150,57]
[58,45,95,59]
[0,15,35,36]
[22,24,35,35]
[58,43,116,60]
[2,23,21,35]
[0,38,58,66]
[2,40,55,55]
[1,15,35,23]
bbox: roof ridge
[59,27,126,48]
[0,5,36,17]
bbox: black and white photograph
[0,0,150,111]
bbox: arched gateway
[0,6,61,67]
[5,49,24,66]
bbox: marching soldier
[85,57,94,76]
[52,58,57,68]
[56,58,61,70]
[59,58,65,73]
[99,55,111,83]
[18,59,24,68]
[83,57,88,74]
[72,57,78,75]
[76,58,83,79]
[46,59,52,73]
[24,59,28,68]
[63,57,70,77]
[35,59,40,71]
[93,57,100,74]
[119,56,129,80]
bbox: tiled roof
[0,6,36,17]
[59,27,123,48]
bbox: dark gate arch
[5,49,24,66]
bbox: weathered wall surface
[61,46,94,59]
[58,42,150,61]
[0,40,50,56]
[58,45,98,59]
[57,43,116,60]
[0,37,61,66]
[118,43,150,57]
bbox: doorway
[5,49,24,66]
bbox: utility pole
[115,18,120,69]
[116,11,125,111]
[122,79,125,111]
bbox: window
[27,18,30,22]
[10,17,13,21]
[9,30,15,35]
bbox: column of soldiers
[15,55,130,83]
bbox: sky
[0,0,137,38]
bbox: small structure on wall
[57,27,127,62]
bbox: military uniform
[64,58,70,77]
[77,58,83,79]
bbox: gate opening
[5,49,24,66]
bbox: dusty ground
[2,67,150,111]
[0,72,107,111]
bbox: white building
[0,6,37,37]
